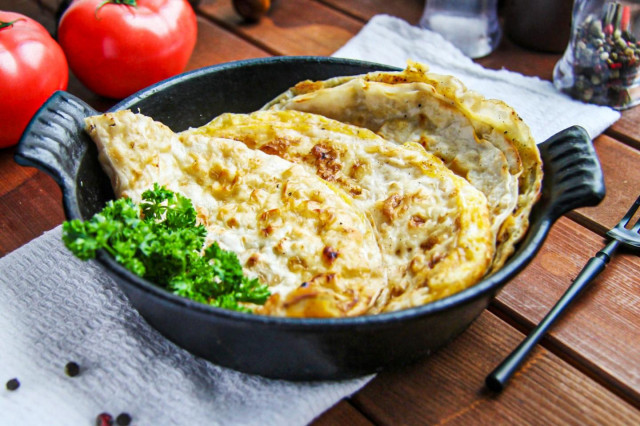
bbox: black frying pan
[14,56,605,381]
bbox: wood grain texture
[609,107,640,150]
[0,147,37,198]
[0,171,64,256]
[312,400,373,426]
[351,312,640,425]
[2,0,640,422]
[494,216,640,405]
[187,16,271,70]
[316,0,424,25]
[198,0,363,56]
[570,135,640,233]
[477,35,562,81]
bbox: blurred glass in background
[419,0,502,58]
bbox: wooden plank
[199,0,363,56]
[478,36,561,81]
[609,107,640,150]
[494,216,640,404]
[0,147,37,198]
[351,312,640,425]
[316,0,424,25]
[187,16,271,70]
[312,400,373,426]
[570,135,640,233]
[0,171,64,256]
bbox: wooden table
[2,0,640,423]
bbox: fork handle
[485,240,620,392]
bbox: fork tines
[606,195,640,249]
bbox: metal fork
[485,195,640,392]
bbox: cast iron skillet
[15,56,605,381]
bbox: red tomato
[0,12,68,148]
[58,0,197,99]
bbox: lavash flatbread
[85,110,389,317]
[182,109,494,310]
[265,61,543,272]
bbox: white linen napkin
[333,14,621,144]
[0,227,370,425]
[1,14,622,426]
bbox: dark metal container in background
[504,0,574,52]
[14,57,605,381]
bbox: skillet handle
[14,91,98,192]
[501,126,606,283]
[485,126,607,392]
[537,125,606,221]
[14,91,100,219]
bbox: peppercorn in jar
[554,0,640,109]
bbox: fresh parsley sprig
[62,184,270,313]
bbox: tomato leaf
[57,0,196,99]
[0,11,68,147]
[95,0,138,17]
[0,19,24,30]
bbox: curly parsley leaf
[62,185,270,313]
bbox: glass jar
[553,0,640,109]
[419,0,502,59]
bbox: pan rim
[88,55,546,329]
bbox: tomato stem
[0,19,25,30]
[95,0,138,17]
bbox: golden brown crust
[84,60,542,316]
[264,61,543,273]
[183,109,494,310]
[85,110,389,317]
